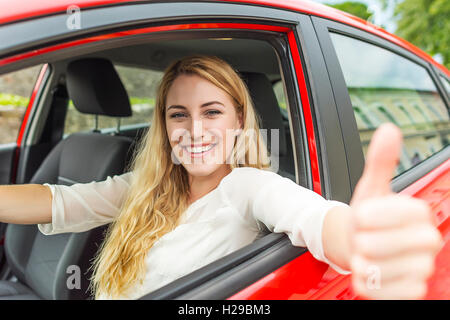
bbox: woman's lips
[182,143,217,158]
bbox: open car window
[47,34,302,299]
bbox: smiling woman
[32,54,350,301]
[40,53,444,301]
[87,55,298,299]
[0,52,443,300]
[0,0,448,300]
[163,56,274,189]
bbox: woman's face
[165,73,243,177]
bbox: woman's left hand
[348,123,444,299]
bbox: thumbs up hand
[349,123,444,299]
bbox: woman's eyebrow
[167,101,225,111]
[201,101,225,108]
[166,105,186,111]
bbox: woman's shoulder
[103,171,133,185]
[230,166,281,178]
[216,166,297,218]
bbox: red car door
[230,12,450,300]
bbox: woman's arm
[223,166,352,274]
[38,172,133,235]
[0,171,133,235]
[0,184,52,225]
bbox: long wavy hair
[90,55,272,299]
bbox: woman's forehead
[166,74,233,109]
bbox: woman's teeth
[185,144,215,154]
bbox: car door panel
[230,10,450,301]
[401,160,450,299]
[0,144,15,278]
[311,16,450,300]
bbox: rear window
[63,65,163,136]
[0,65,43,144]
[330,32,450,176]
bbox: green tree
[381,0,450,69]
[325,1,373,21]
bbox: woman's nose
[188,118,204,142]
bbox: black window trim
[296,15,353,204]
[14,64,55,185]
[433,66,450,102]
[0,2,330,300]
[311,16,450,195]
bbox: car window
[63,65,163,136]
[0,65,43,144]
[330,33,450,176]
[55,36,299,299]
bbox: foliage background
[323,0,449,69]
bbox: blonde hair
[90,55,271,299]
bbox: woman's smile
[181,142,218,158]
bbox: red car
[0,0,448,300]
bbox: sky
[313,0,397,33]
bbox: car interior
[0,36,298,299]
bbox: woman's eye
[205,110,222,117]
[169,110,221,119]
[169,113,186,119]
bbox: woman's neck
[187,165,232,205]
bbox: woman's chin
[182,162,222,177]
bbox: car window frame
[0,1,333,300]
[433,66,450,101]
[312,16,450,194]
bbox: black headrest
[66,58,132,117]
[241,72,287,156]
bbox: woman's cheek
[206,127,230,164]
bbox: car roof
[0,0,383,29]
[0,0,448,76]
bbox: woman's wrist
[322,205,353,272]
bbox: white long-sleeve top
[38,167,350,299]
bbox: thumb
[351,123,403,205]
